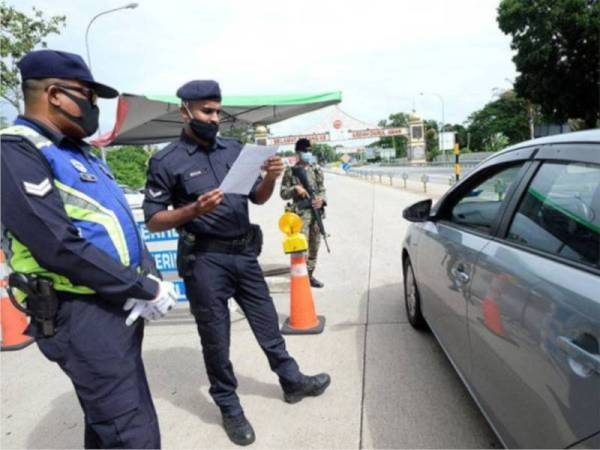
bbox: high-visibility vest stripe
[0,125,133,295]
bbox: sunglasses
[49,84,99,105]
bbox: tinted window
[507,162,600,267]
[449,164,524,234]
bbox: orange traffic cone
[281,252,325,335]
[0,252,34,351]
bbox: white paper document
[219,144,279,195]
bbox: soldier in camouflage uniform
[280,138,327,288]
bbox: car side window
[448,164,524,234]
[507,162,600,267]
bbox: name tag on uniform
[70,159,88,173]
[189,169,203,177]
[80,173,97,182]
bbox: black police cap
[17,49,119,99]
[176,80,222,102]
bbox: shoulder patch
[151,142,180,162]
[217,136,243,149]
[0,125,52,149]
[0,134,26,143]
[218,135,242,144]
[23,178,53,197]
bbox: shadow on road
[25,346,283,449]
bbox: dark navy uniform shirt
[1,116,158,301]
[143,132,262,239]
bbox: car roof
[501,129,600,153]
[481,129,600,165]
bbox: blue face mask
[300,152,314,163]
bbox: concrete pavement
[1,173,500,449]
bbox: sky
[3,0,518,146]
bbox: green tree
[485,133,510,152]
[497,0,600,128]
[312,143,337,163]
[465,90,530,151]
[373,112,410,158]
[278,150,296,157]
[94,146,151,188]
[424,120,441,161]
[220,124,256,144]
[444,123,468,149]
[0,1,66,112]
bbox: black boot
[222,413,255,446]
[283,373,331,404]
[309,271,324,288]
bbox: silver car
[402,130,600,448]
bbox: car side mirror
[403,199,433,223]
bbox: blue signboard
[173,279,187,302]
[150,250,178,272]
[137,221,179,243]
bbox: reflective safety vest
[0,122,143,295]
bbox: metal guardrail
[346,167,461,187]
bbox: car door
[468,147,600,448]
[416,161,528,376]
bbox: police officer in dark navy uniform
[143,80,331,446]
[1,50,177,449]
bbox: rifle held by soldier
[292,166,331,253]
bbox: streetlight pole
[85,3,138,161]
[85,3,138,73]
[419,92,445,160]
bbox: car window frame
[493,143,600,276]
[435,160,534,239]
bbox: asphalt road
[1,173,500,449]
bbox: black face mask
[55,88,99,137]
[188,118,219,145]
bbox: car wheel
[404,258,427,329]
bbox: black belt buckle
[195,233,249,254]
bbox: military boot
[308,270,324,288]
[283,373,331,404]
[222,413,255,446]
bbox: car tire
[404,258,427,329]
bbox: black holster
[249,224,263,256]
[7,273,59,337]
[177,229,197,278]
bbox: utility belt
[177,225,263,277]
[7,273,59,337]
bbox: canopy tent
[93,91,342,147]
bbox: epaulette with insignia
[151,142,180,161]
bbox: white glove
[124,278,178,326]
[123,298,147,326]
[143,280,178,320]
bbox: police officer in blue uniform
[143,80,331,446]
[1,50,177,449]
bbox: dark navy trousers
[184,250,303,416]
[34,296,161,449]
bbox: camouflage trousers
[298,209,321,274]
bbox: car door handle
[556,336,600,375]
[451,264,470,284]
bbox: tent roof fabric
[94,91,342,146]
